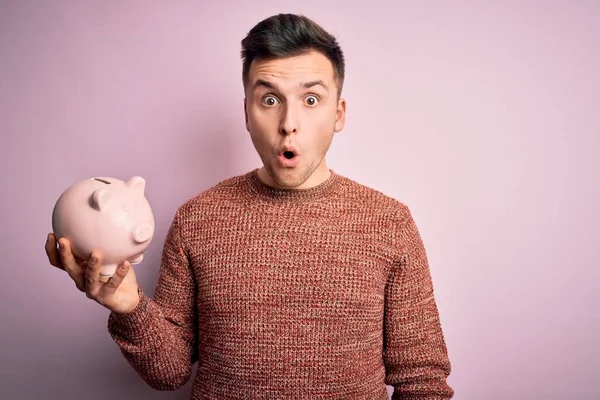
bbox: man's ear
[334,98,346,133]
[244,97,249,132]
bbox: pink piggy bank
[52,176,155,277]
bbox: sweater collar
[245,168,340,203]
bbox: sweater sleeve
[107,209,198,390]
[384,207,454,399]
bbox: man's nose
[279,104,298,136]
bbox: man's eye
[305,95,319,106]
[262,96,279,106]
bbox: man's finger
[74,255,86,264]
[103,261,130,295]
[57,238,85,289]
[45,233,65,270]
[84,252,102,299]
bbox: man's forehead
[249,52,336,87]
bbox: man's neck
[256,164,331,190]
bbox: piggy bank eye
[133,201,139,207]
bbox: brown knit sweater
[107,169,453,399]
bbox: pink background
[1,1,598,399]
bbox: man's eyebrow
[251,79,329,91]
[302,80,329,91]
[253,79,278,90]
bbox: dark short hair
[241,13,345,96]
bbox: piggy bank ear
[90,188,111,212]
[125,176,145,193]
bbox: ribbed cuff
[107,284,152,342]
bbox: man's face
[244,50,346,189]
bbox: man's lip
[277,153,300,167]
[279,146,299,156]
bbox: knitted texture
[107,169,453,399]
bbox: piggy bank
[52,176,155,277]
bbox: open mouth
[277,149,300,167]
[283,151,296,159]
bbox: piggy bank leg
[99,263,119,279]
[129,254,144,264]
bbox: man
[45,13,453,399]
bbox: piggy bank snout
[133,222,154,243]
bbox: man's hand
[45,233,140,314]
